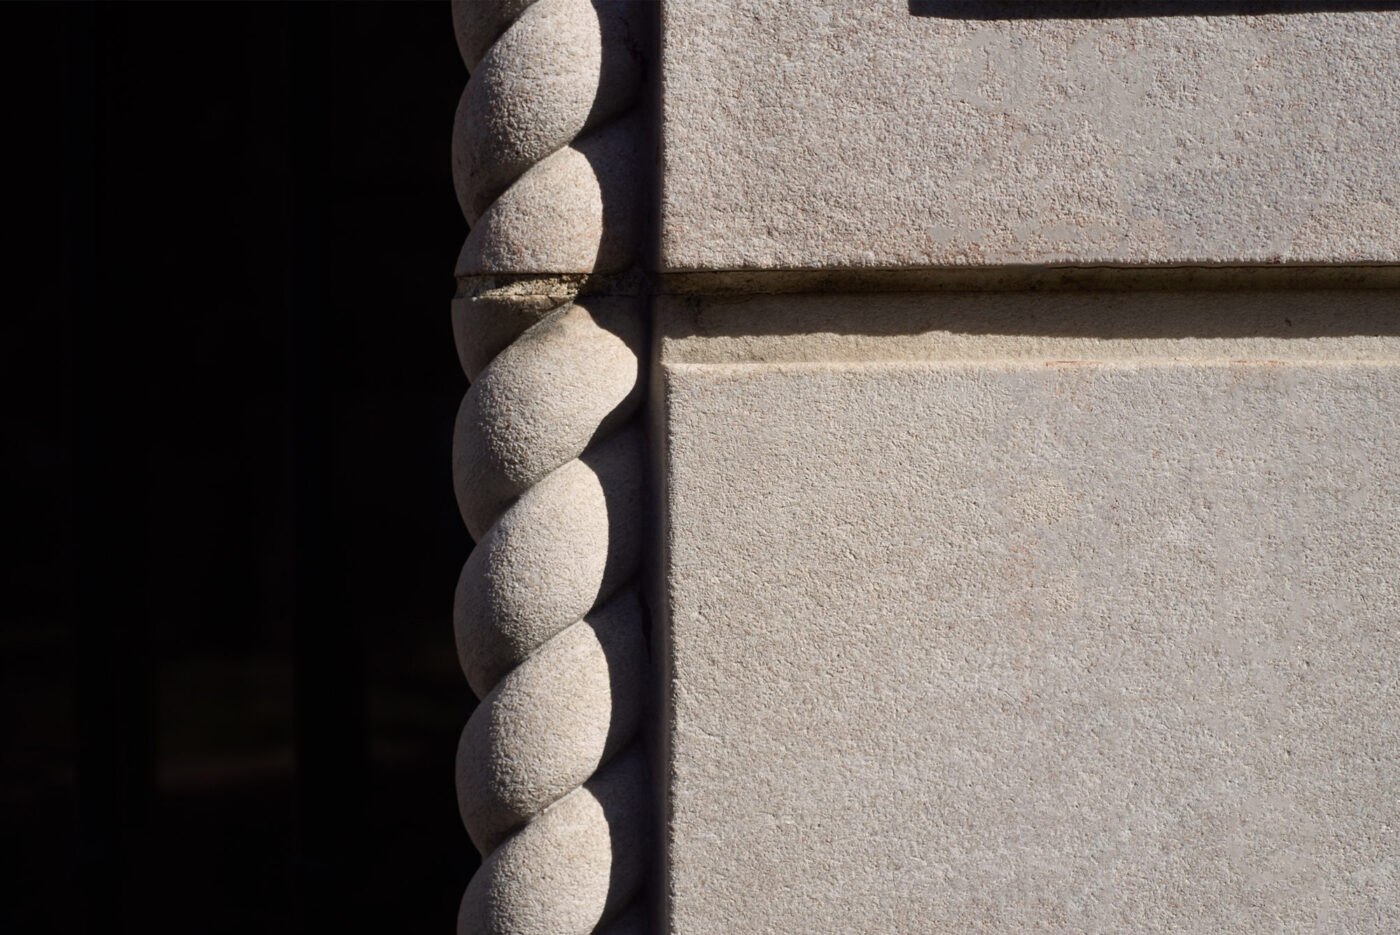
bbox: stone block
[655,291,1400,933]
[659,2,1400,269]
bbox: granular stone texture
[659,2,1400,269]
[655,291,1400,934]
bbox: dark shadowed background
[7,2,475,931]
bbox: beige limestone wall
[451,2,1400,932]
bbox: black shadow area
[912,1,1400,17]
[10,2,475,933]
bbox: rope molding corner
[449,2,654,934]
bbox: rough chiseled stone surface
[656,291,1400,934]
[659,2,1400,269]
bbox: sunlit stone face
[656,292,1400,934]
[659,1,1400,269]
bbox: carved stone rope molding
[449,2,653,935]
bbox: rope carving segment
[450,2,652,934]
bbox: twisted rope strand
[451,2,652,933]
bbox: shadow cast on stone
[583,1,647,131]
[572,120,643,277]
[573,430,654,933]
[593,746,652,933]
[577,0,650,278]
[673,290,1400,341]
[586,582,649,770]
[580,424,652,654]
[911,0,1400,17]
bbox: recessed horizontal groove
[658,291,1400,365]
[657,265,1400,296]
